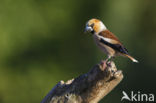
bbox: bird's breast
[93,35,116,56]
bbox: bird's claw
[100,60,107,70]
[106,61,112,67]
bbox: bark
[41,60,123,103]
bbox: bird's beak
[84,26,93,33]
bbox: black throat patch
[91,30,95,34]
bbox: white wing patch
[98,35,118,44]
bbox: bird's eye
[90,23,94,28]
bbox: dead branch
[41,60,123,103]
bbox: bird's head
[85,18,107,34]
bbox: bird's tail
[123,54,138,63]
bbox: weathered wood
[41,61,123,103]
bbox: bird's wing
[99,38,129,54]
[98,30,129,54]
[99,30,121,44]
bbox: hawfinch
[85,18,138,63]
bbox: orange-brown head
[85,18,107,34]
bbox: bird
[84,18,138,63]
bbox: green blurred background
[0,0,156,103]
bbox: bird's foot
[106,60,112,67]
[100,58,113,70]
[104,58,110,66]
[100,60,107,70]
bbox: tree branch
[41,60,123,103]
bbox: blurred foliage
[0,0,156,103]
